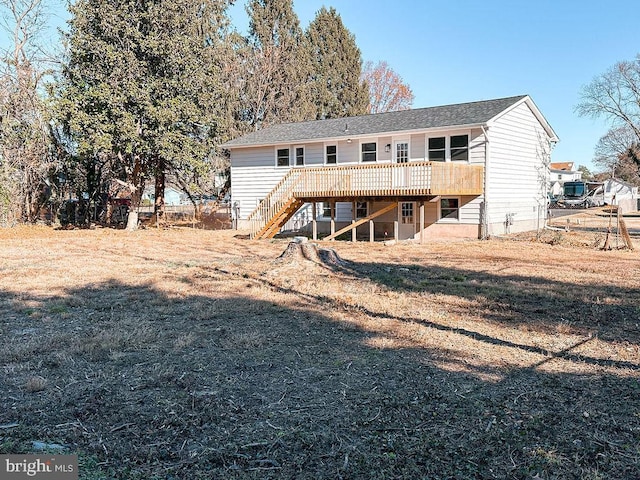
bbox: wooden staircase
[247,169,305,239]
[253,197,305,239]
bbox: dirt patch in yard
[0,225,639,479]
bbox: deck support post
[394,220,399,242]
[312,203,317,240]
[352,201,357,242]
[323,203,396,241]
[330,201,336,241]
[368,201,373,242]
[419,201,425,244]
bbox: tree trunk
[125,155,143,231]
[126,210,139,231]
[153,160,166,227]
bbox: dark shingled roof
[222,95,528,148]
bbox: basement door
[398,201,416,240]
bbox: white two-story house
[222,95,558,241]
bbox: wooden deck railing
[246,162,484,238]
[293,162,484,197]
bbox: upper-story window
[450,135,469,161]
[295,146,305,166]
[428,137,446,161]
[326,145,337,164]
[361,142,377,162]
[276,148,290,167]
[428,134,469,162]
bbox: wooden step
[254,198,305,239]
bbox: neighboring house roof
[550,169,581,176]
[222,95,559,148]
[604,178,638,189]
[550,162,574,171]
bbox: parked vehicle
[557,181,604,208]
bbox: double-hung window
[326,145,337,164]
[428,137,446,161]
[450,135,468,161]
[361,142,377,162]
[294,147,305,166]
[276,148,290,167]
[428,134,469,162]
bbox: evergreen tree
[53,0,233,229]
[142,0,234,222]
[239,0,314,131]
[56,0,148,229]
[307,6,368,119]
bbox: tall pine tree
[307,6,368,119]
[239,0,314,131]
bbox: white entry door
[395,141,409,163]
[393,141,410,189]
[398,201,416,240]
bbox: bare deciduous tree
[361,60,414,114]
[593,126,637,169]
[0,0,54,225]
[577,54,640,173]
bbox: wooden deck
[248,162,484,239]
[293,162,483,197]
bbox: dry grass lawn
[0,224,639,479]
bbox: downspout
[480,125,490,239]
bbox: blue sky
[229,0,639,173]
[16,0,639,173]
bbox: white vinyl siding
[484,101,550,234]
[231,147,290,220]
[304,143,324,166]
[468,128,485,165]
[410,134,426,161]
[379,136,392,162]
